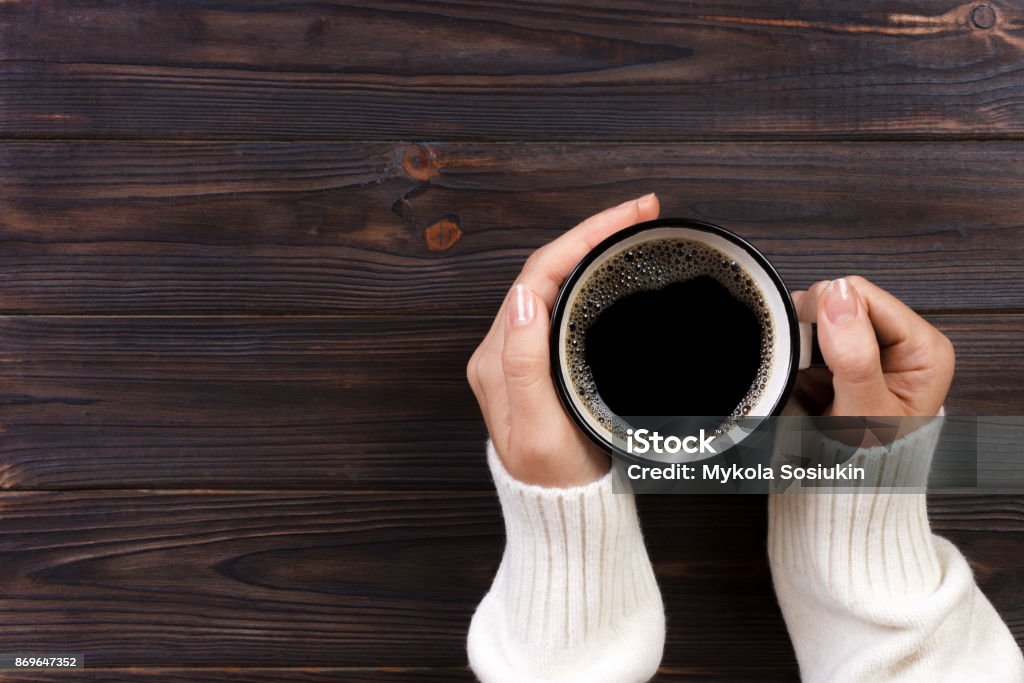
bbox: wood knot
[402,145,441,182]
[424,215,462,252]
[971,4,996,29]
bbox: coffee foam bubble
[564,238,774,438]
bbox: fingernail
[810,279,831,296]
[508,284,536,326]
[637,192,657,212]
[823,277,857,325]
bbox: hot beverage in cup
[550,218,817,463]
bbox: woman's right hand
[466,194,660,487]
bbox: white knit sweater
[467,418,1024,682]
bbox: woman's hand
[466,193,660,487]
[791,276,955,420]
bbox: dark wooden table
[2,1,1023,680]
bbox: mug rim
[548,217,802,463]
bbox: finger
[472,194,658,378]
[480,194,659,370]
[475,284,514,362]
[824,277,953,408]
[468,330,497,410]
[470,289,517,449]
[517,193,660,307]
[793,280,831,324]
[473,304,512,414]
[475,273,527,379]
[842,279,954,413]
[501,284,565,444]
[792,367,834,413]
[837,276,936,350]
[792,285,835,415]
[816,278,898,416]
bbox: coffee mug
[549,218,822,463]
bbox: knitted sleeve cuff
[768,412,946,603]
[467,440,664,683]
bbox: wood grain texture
[0,667,802,683]
[4,0,1024,678]
[0,667,804,683]
[0,668,797,683]
[0,491,500,668]
[0,314,1018,490]
[0,670,475,683]
[0,315,487,490]
[0,491,1019,674]
[3,141,1023,315]
[3,1,1024,140]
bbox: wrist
[495,437,611,488]
[769,414,945,601]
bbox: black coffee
[564,238,773,435]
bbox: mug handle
[798,322,827,370]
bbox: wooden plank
[0,491,500,669]
[0,315,489,490]
[0,667,804,683]
[0,669,804,683]
[2,1,1023,140]
[0,666,793,682]
[0,670,474,683]
[0,491,1019,674]
[2,142,1023,315]
[0,314,1018,490]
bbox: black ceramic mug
[549,218,822,464]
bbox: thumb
[501,284,565,438]
[816,277,895,416]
